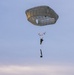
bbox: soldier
[38,32,46,45]
[40,38,43,45]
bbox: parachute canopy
[25,6,59,26]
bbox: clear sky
[0,0,74,75]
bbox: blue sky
[0,0,74,75]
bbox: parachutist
[25,6,59,58]
[40,49,43,58]
[38,32,46,45]
[40,38,43,45]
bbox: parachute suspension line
[38,32,46,58]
